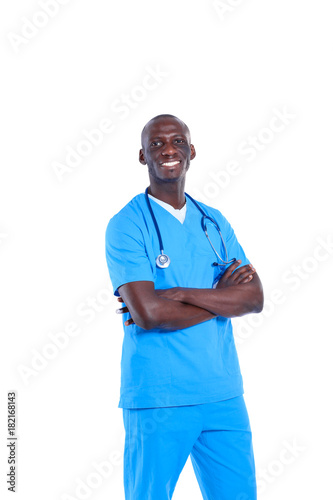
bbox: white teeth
[162,161,180,167]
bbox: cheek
[145,154,156,169]
[180,145,191,156]
[146,152,159,164]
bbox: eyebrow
[148,134,187,141]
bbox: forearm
[134,297,216,331]
[117,281,217,331]
[174,282,263,318]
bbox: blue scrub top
[105,192,251,409]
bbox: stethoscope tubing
[144,187,236,267]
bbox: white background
[1,0,332,499]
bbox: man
[105,114,263,500]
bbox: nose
[161,141,177,156]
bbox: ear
[190,144,196,161]
[139,148,146,165]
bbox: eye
[150,141,162,147]
[175,138,186,144]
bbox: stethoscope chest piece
[156,252,170,269]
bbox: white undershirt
[148,193,187,224]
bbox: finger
[233,263,255,274]
[232,262,255,276]
[125,318,134,326]
[235,269,257,284]
[222,260,242,280]
[117,297,124,303]
[238,270,258,284]
[233,265,256,282]
[231,264,253,278]
[116,306,129,314]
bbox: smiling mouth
[160,161,181,167]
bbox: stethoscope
[144,187,237,269]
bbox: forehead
[144,118,190,141]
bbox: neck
[147,181,186,210]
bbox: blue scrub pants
[122,395,256,499]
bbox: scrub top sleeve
[105,216,155,297]
[226,220,251,268]
[216,211,251,270]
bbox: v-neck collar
[145,192,192,226]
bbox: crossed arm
[116,260,264,331]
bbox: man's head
[139,114,196,185]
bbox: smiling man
[105,114,263,500]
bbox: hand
[115,297,134,326]
[215,260,256,289]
